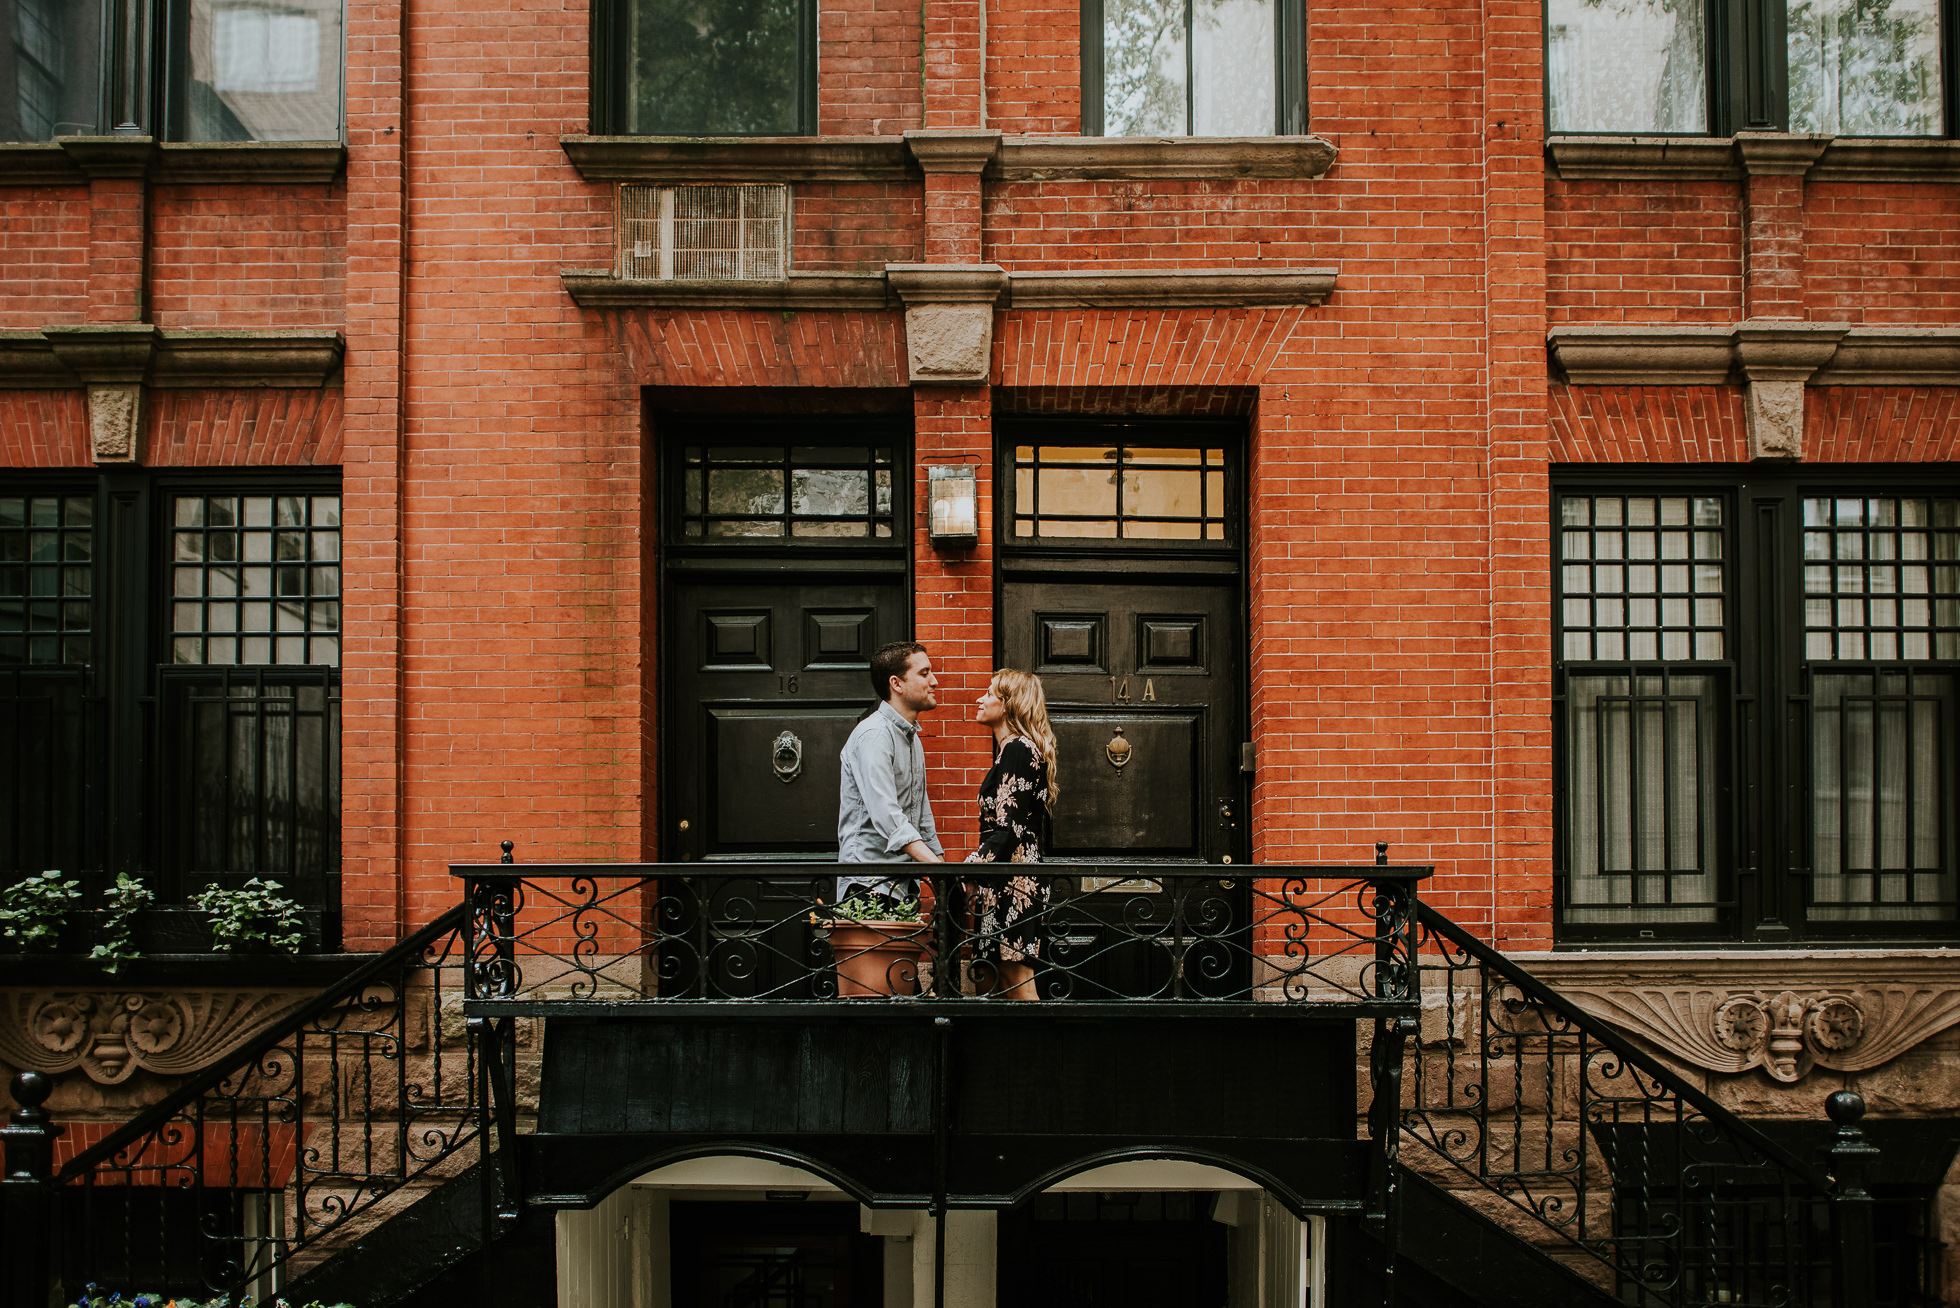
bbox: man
[836,640,944,908]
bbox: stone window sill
[1548,323,1960,386]
[1548,133,1960,183]
[561,134,1338,184]
[0,138,346,186]
[0,327,345,388]
[562,266,1338,310]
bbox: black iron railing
[450,855,1430,1014]
[7,900,508,1306]
[1401,905,1876,1308]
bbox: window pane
[1563,672,1722,925]
[1810,671,1955,923]
[171,493,340,666]
[1546,0,1706,132]
[1192,0,1273,135]
[1558,494,1724,663]
[2,0,107,139]
[627,0,804,134]
[0,495,91,665]
[1105,0,1187,135]
[1803,496,1960,662]
[187,0,343,141]
[1788,0,1941,136]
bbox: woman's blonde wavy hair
[992,668,1059,811]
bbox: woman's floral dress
[963,736,1049,962]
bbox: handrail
[58,902,471,1181]
[1413,904,1830,1191]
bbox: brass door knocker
[1105,726,1132,770]
[772,730,803,783]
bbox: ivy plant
[188,878,307,954]
[89,873,155,974]
[0,869,83,951]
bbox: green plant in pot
[0,869,82,952]
[189,877,307,954]
[821,893,928,998]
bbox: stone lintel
[1006,268,1337,308]
[1547,325,1736,385]
[1734,132,1831,176]
[560,135,915,183]
[1813,328,1960,385]
[1,327,347,391]
[560,271,895,310]
[45,324,160,382]
[885,263,1010,306]
[1733,321,1849,380]
[1810,137,1960,183]
[1546,136,1741,181]
[996,135,1337,181]
[903,130,1002,173]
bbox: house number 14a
[1107,678,1156,703]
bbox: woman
[964,668,1060,1000]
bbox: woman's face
[976,682,1006,727]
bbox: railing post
[2,1071,62,1308]
[1826,1090,1879,1308]
[1365,1016,1406,1308]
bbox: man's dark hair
[870,641,927,701]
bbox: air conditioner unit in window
[618,184,790,281]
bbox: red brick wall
[794,184,924,271]
[0,391,90,465]
[149,185,347,328]
[1546,180,1743,325]
[1804,184,1960,323]
[986,0,1079,134]
[819,0,923,134]
[0,189,89,328]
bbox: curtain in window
[1810,672,1954,922]
[1565,673,1720,924]
[1788,0,1942,136]
[1545,0,1706,133]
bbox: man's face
[890,651,938,716]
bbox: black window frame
[1552,466,1960,946]
[1544,0,1960,137]
[0,467,342,949]
[997,418,1245,559]
[588,0,819,137]
[1077,0,1307,137]
[1,0,347,143]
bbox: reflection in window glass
[0,494,93,665]
[628,0,805,134]
[188,0,342,140]
[1546,0,1706,133]
[679,445,895,541]
[1788,0,1942,135]
[3,0,107,140]
[1105,0,1272,136]
[170,494,340,666]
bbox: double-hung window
[1554,471,1959,943]
[591,0,816,135]
[0,472,342,946]
[1546,0,1951,136]
[1080,0,1306,135]
[1,0,345,142]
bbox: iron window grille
[1553,471,1960,943]
[588,0,817,135]
[1079,0,1307,135]
[1544,0,1958,136]
[0,0,346,143]
[0,473,341,943]
[618,185,790,283]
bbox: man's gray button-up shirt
[837,701,942,892]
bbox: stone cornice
[903,130,1001,173]
[1514,950,1960,1083]
[562,266,1339,310]
[1549,322,1960,386]
[0,138,346,186]
[560,135,915,183]
[0,327,345,388]
[1548,133,1960,184]
[1006,268,1337,308]
[995,135,1337,181]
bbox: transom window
[677,444,896,541]
[1011,444,1229,542]
[1546,0,1948,136]
[1554,474,1959,943]
[1081,0,1305,135]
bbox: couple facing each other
[836,641,1060,1001]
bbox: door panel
[670,580,906,861]
[1005,580,1241,863]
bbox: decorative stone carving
[1734,321,1846,461]
[0,990,313,1085]
[86,382,142,461]
[1515,952,1960,1086]
[886,263,1008,386]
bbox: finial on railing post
[2,1071,61,1308]
[1376,841,1388,866]
[500,839,514,864]
[1826,1089,1879,1308]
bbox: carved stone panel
[0,989,313,1085]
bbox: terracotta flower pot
[824,919,929,998]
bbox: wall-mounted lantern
[927,465,979,548]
